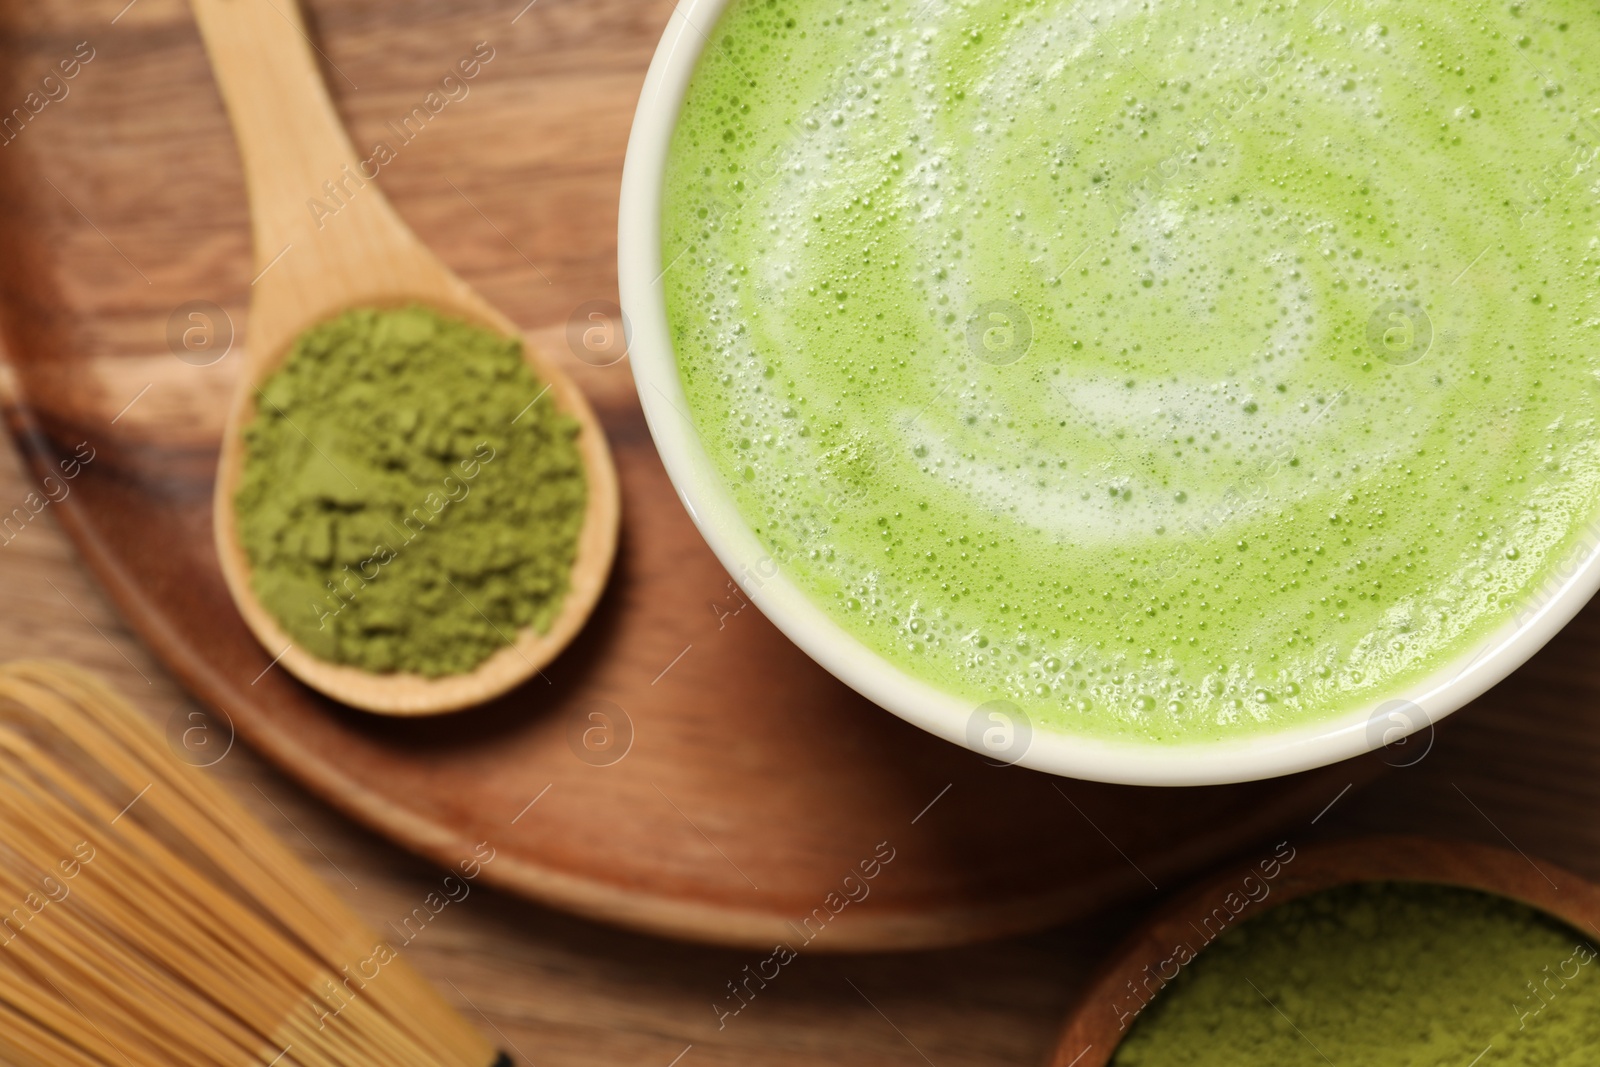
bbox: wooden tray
[0,0,1371,950]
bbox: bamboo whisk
[0,661,506,1067]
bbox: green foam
[662,0,1600,743]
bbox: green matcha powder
[1112,882,1600,1066]
[235,306,586,677]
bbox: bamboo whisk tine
[0,661,504,1067]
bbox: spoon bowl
[194,0,619,715]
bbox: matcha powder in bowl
[1110,882,1600,1066]
[234,305,587,678]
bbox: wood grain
[0,0,1372,951]
[1049,837,1600,1066]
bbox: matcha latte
[659,0,1600,745]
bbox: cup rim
[616,0,1600,786]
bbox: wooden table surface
[4,430,1599,1066]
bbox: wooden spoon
[191,0,620,715]
[1049,835,1600,1066]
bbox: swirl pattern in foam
[662,0,1600,742]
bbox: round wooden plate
[1050,836,1600,1065]
[0,0,1374,950]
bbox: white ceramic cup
[617,0,1600,786]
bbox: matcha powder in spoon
[234,305,587,677]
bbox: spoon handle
[188,0,454,365]
[188,0,379,265]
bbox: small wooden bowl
[1050,835,1600,1067]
